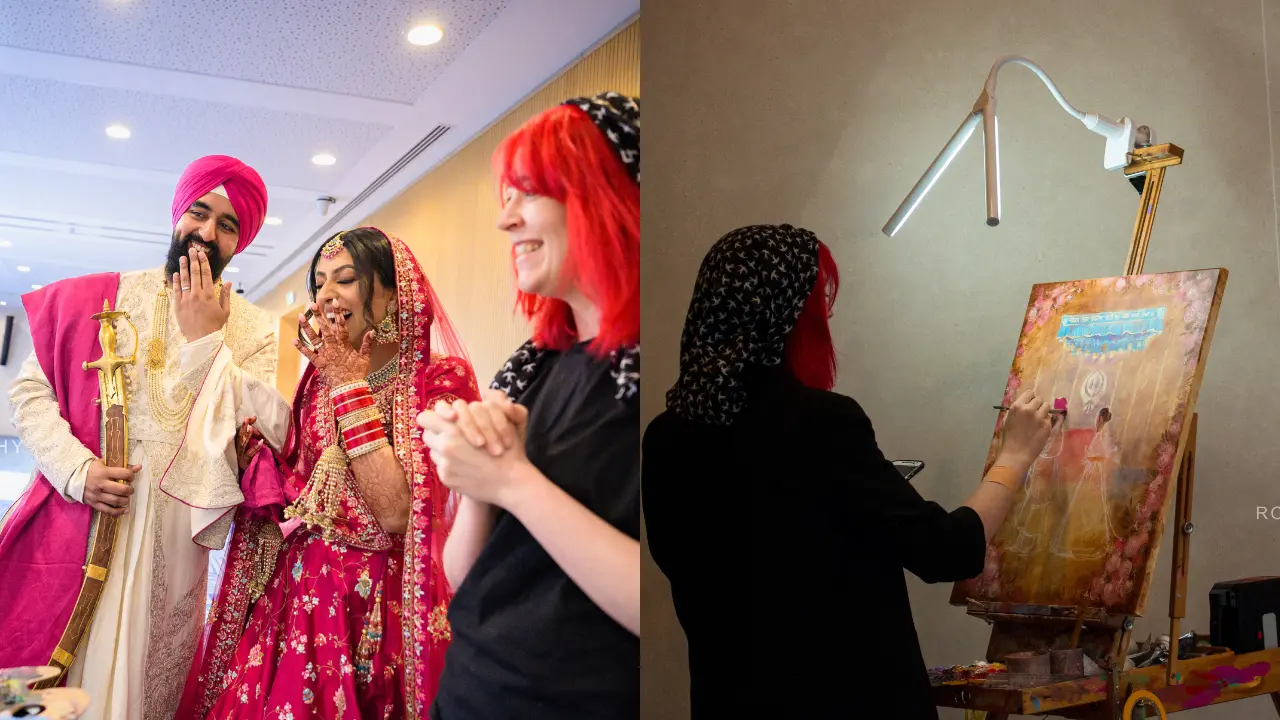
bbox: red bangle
[344,424,388,458]
[335,393,376,417]
[342,418,384,443]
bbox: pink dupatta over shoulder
[0,272,120,670]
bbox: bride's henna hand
[293,302,373,387]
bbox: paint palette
[0,666,90,720]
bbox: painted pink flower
[1016,345,1026,357]
[1103,583,1121,606]
[1115,277,1128,290]
[1124,536,1143,558]
[1120,559,1134,577]
[1105,553,1120,573]
[1089,576,1105,599]
[1037,306,1053,325]
[1124,577,1135,593]
[1147,483,1164,508]
[1149,476,1165,498]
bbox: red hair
[493,104,640,355]
[784,241,839,390]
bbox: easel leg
[1167,413,1197,686]
[1270,690,1280,716]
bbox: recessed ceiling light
[0,302,8,307]
[106,124,131,140]
[224,266,240,273]
[265,217,283,226]
[16,266,29,273]
[312,153,336,166]
[0,240,11,247]
[407,24,444,46]
[31,284,41,290]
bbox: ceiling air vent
[249,124,452,295]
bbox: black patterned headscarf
[563,92,640,184]
[666,224,821,425]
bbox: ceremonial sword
[35,299,138,690]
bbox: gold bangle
[337,405,383,430]
[346,436,389,460]
[330,380,370,400]
[982,464,1023,490]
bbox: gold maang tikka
[321,231,347,260]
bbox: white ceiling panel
[0,0,512,103]
[0,75,393,190]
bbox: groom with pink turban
[0,155,293,720]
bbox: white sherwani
[9,268,290,720]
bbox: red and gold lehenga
[178,235,480,719]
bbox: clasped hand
[417,389,531,507]
[173,247,231,342]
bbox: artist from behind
[642,224,1056,720]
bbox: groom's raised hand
[173,246,231,342]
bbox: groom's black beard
[164,230,228,281]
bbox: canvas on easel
[952,268,1227,616]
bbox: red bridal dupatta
[179,234,478,719]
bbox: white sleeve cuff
[63,456,93,503]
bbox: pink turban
[171,155,269,254]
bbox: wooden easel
[981,143,1194,719]
[933,144,1280,718]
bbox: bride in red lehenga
[178,227,480,720]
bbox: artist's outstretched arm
[842,391,1050,584]
[961,473,1022,542]
[9,350,96,501]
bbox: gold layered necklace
[145,282,222,432]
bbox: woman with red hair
[417,92,640,719]
[641,224,1056,719]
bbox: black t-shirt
[642,367,986,719]
[432,341,640,719]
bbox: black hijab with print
[665,224,820,425]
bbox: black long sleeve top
[642,367,987,719]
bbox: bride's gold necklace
[146,282,222,432]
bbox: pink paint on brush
[1054,397,1068,413]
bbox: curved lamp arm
[883,56,1137,238]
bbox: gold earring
[373,298,398,343]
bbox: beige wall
[641,1,1280,718]
[255,20,639,388]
